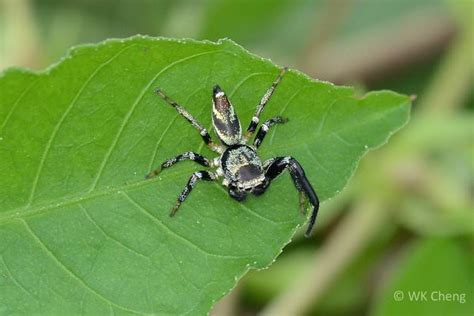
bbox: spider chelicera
[146,67,320,237]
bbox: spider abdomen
[212,85,242,146]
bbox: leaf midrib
[1,40,407,226]
[0,98,404,226]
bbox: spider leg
[244,67,288,142]
[264,156,319,237]
[145,152,211,179]
[299,191,307,214]
[155,88,224,153]
[253,116,288,148]
[170,170,217,216]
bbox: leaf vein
[332,132,358,147]
[90,49,221,191]
[214,184,292,225]
[0,254,38,301]
[316,98,337,135]
[27,44,137,206]
[304,144,330,174]
[0,78,38,132]
[147,85,207,171]
[19,218,148,315]
[79,204,151,261]
[228,72,272,96]
[121,192,246,260]
[268,86,307,146]
[167,246,199,291]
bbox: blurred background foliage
[0,0,472,315]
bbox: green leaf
[371,239,473,316]
[0,36,410,315]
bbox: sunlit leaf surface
[0,36,410,315]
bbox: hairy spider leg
[155,88,224,153]
[253,116,288,148]
[263,156,319,237]
[170,171,218,216]
[244,67,288,142]
[146,152,211,179]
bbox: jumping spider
[146,67,320,237]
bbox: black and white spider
[146,67,320,237]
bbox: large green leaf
[0,36,410,315]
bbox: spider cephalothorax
[146,67,320,237]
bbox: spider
[146,67,320,237]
